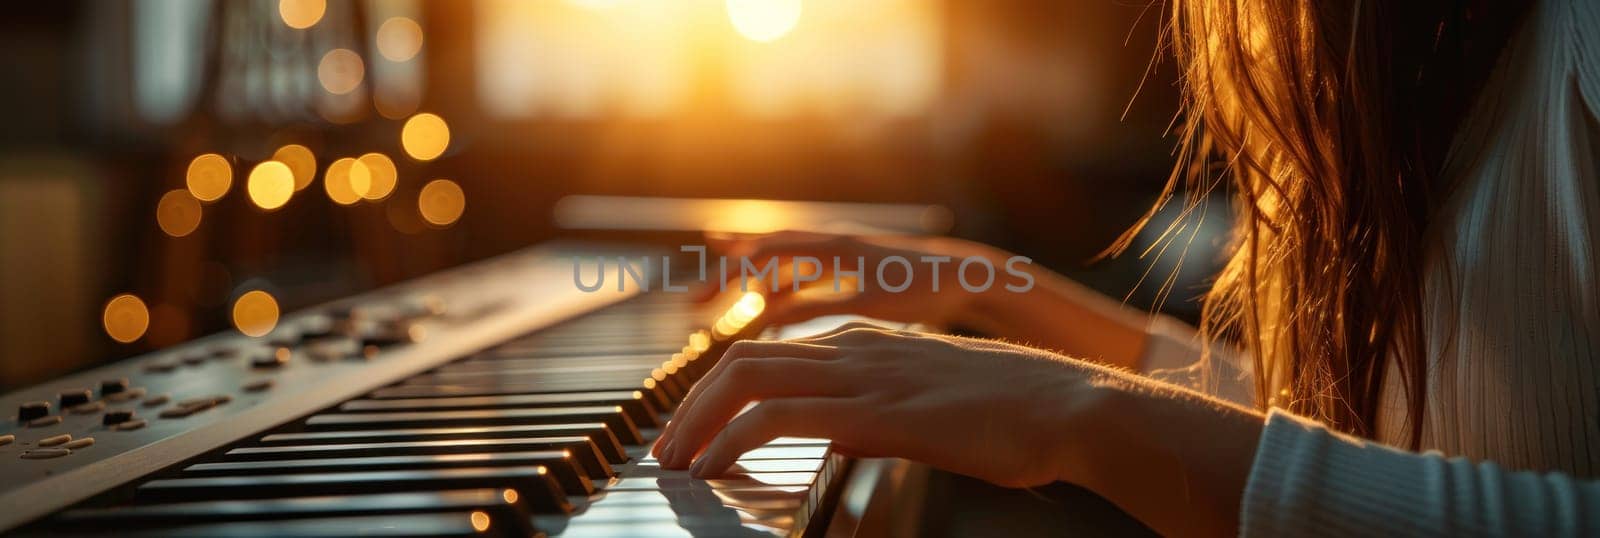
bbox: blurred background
[0,0,1227,390]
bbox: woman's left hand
[652,322,1116,488]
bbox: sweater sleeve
[1242,409,1600,537]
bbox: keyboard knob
[59,389,92,407]
[100,378,130,396]
[18,401,50,422]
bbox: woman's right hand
[703,230,1011,328]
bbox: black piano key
[223,437,614,480]
[257,423,629,465]
[304,406,644,445]
[54,489,532,535]
[370,383,673,410]
[438,355,675,374]
[340,391,661,429]
[183,451,595,495]
[92,512,515,537]
[400,368,661,387]
[136,467,572,514]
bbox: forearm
[955,259,1152,370]
[1054,368,1264,538]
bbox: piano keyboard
[0,245,850,537]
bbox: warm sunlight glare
[418,179,465,226]
[357,153,398,201]
[232,290,280,338]
[726,0,801,42]
[186,153,232,202]
[272,144,318,191]
[246,161,295,211]
[278,0,325,29]
[401,113,450,161]
[376,17,424,62]
[156,189,202,237]
[324,157,372,205]
[103,294,150,344]
[318,49,365,95]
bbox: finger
[659,358,853,468]
[699,231,861,301]
[656,340,839,455]
[787,321,895,342]
[688,397,865,478]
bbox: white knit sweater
[1142,0,1600,535]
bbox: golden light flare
[156,189,203,237]
[400,113,450,161]
[689,330,712,352]
[278,0,326,29]
[232,290,280,338]
[318,48,365,95]
[246,161,296,211]
[357,152,398,201]
[418,179,465,226]
[324,157,372,205]
[272,144,318,191]
[185,153,232,202]
[726,0,802,42]
[500,489,519,504]
[376,17,425,62]
[469,511,491,532]
[102,294,150,344]
[713,292,766,338]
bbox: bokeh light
[418,179,465,226]
[401,113,450,161]
[232,290,280,338]
[357,152,398,201]
[103,294,150,343]
[246,161,295,211]
[272,144,318,191]
[324,157,372,205]
[156,189,203,237]
[185,153,232,202]
[318,49,365,95]
[469,511,491,532]
[376,17,424,62]
[726,0,801,42]
[278,0,326,29]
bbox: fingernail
[659,442,676,465]
[688,457,707,477]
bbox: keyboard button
[39,434,72,447]
[18,401,50,422]
[20,448,72,460]
[100,378,130,396]
[103,410,135,426]
[59,389,92,407]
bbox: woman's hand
[705,230,1154,369]
[653,322,1110,488]
[704,231,1007,328]
[653,322,1267,538]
